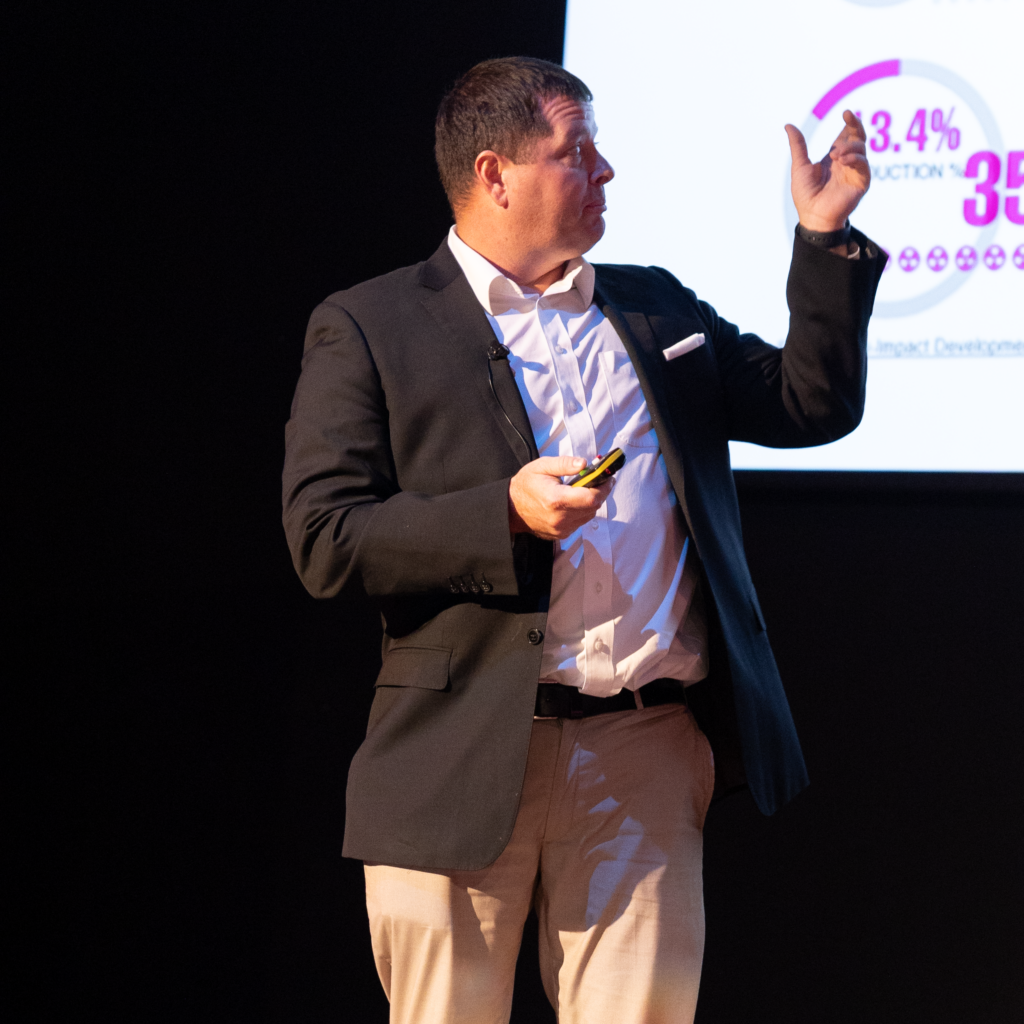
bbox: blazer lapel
[593,276,693,526]
[418,240,538,466]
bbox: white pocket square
[663,333,705,361]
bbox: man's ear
[473,150,511,209]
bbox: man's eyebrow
[563,125,592,145]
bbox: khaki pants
[364,704,715,1024]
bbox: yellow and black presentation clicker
[567,448,626,488]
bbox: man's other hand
[785,110,870,234]
[509,456,613,541]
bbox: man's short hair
[435,56,593,211]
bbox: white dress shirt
[448,226,707,697]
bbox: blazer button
[527,628,544,645]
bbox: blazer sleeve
[282,300,521,600]
[673,227,886,448]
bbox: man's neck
[453,222,570,294]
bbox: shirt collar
[446,224,595,315]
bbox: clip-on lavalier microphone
[488,342,511,364]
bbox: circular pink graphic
[898,247,920,272]
[983,245,1006,270]
[800,60,1003,316]
[1014,244,1024,270]
[955,246,978,271]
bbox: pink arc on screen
[812,60,901,120]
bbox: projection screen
[564,0,1023,472]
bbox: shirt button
[595,582,603,593]
[594,639,606,653]
[591,522,599,531]
[555,345,566,355]
[527,628,544,645]
[566,398,578,413]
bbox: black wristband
[796,219,852,249]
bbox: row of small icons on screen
[881,243,1024,272]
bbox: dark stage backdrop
[10,2,1022,1022]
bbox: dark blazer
[282,230,885,871]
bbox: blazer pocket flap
[375,646,451,690]
[663,332,705,361]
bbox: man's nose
[592,152,614,185]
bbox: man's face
[503,96,614,259]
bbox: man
[283,56,883,1024]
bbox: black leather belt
[534,678,688,719]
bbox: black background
[10,2,1023,1021]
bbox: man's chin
[550,217,606,260]
[577,216,606,255]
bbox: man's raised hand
[509,456,613,541]
[785,110,870,234]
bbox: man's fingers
[789,109,872,231]
[509,454,617,539]
[832,132,867,161]
[549,486,612,537]
[831,141,868,164]
[836,150,870,169]
[784,124,810,169]
[554,479,612,508]
[532,455,588,478]
[831,136,871,187]
[841,109,867,141]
